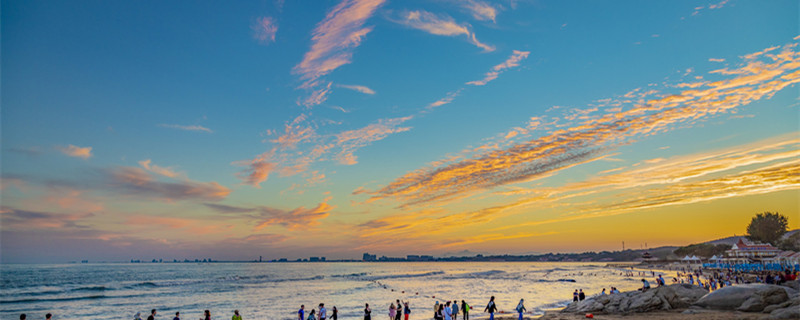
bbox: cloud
[236,115,412,186]
[365,40,800,207]
[58,145,92,159]
[107,167,230,201]
[235,156,278,188]
[220,233,289,246]
[1,206,93,230]
[252,16,278,45]
[427,90,461,109]
[158,124,213,133]
[334,116,413,164]
[459,0,499,22]
[337,84,376,95]
[300,81,332,107]
[393,10,495,52]
[709,58,725,62]
[138,159,181,178]
[293,0,386,82]
[254,201,334,231]
[204,203,258,214]
[467,50,530,86]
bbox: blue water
[0,262,652,320]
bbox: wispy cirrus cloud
[334,116,413,165]
[467,50,530,86]
[337,84,376,95]
[158,124,213,133]
[138,159,181,178]
[58,144,93,159]
[293,0,385,96]
[427,90,461,109]
[458,0,499,23]
[236,115,412,187]
[363,40,800,207]
[252,16,278,45]
[393,10,495,52]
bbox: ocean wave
[364,271,445,281]
[331,272,369,278]
[0,294,106,304]
[446,270,506,279]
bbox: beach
[537,310,764,320]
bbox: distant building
[725,239,781,260]
[310,257,320,262]
[363,253,377,261]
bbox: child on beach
[389,303,396,320]
[515,299,526,320]
[484,296,497,320]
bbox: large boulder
[561,284,709,314]
[693,284,790,312]
[767,295,800,319]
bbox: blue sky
[2,0,798,263]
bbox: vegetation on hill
[673,243,730,258]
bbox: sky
[1,0,799,263]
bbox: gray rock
[694,284,789,311]
[737,296,766,312]
[561,284,709,314]
[780,280,799,291]
[769,306,800,319]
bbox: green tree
[746,212,788,246]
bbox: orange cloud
[394,10,494,52]
[365,40,800,207]
[467,50,530,86]
[58,144,92,159]
[254,199,334,231]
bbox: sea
[0,262,666,320]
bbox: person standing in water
[307,309,316,320]
[403,302,410,320]
[461,300,469,320]
[364,303,372,320]
[173,312,181,320]
[451,300,458,320]
[46,314,52,320]
[201,310,211,320]
[232,310,241,320]
[388,303,396,320]
[444,301,452,320]
[319,304,327,320]
[484,296,497,320]
[516,299,526,320]
[331,306,338,320]
[147,310,157,320]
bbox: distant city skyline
[2,0,798,263]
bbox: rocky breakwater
[692,281,799,319]
[561,284,709,314]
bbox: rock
[780,280,799,291]
[561,284,709,314]
[769,306,800,319]
[737,296,766,312]
[694,284,789,311]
